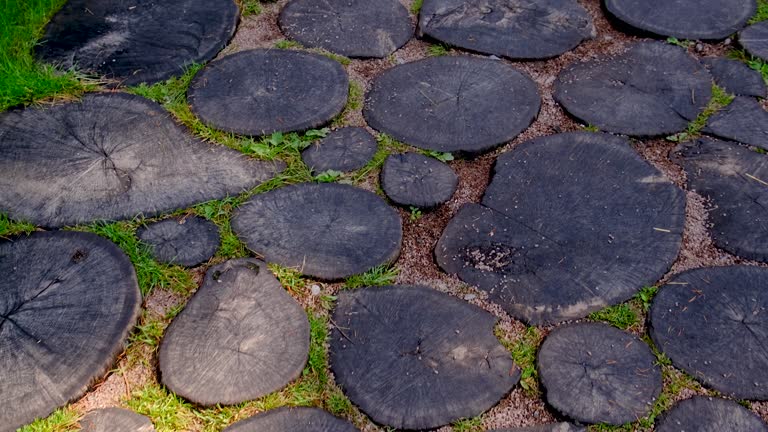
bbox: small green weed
[750,0,768,23]
[409,206,423,221]
[452,416,484,432]
[269,263,308,293]
[274,39,303,50]
[666,37,693,49]
[589,303,638,330]
[126,384,197,432]
[582,124,600,132]
[0,213,36,239]
[345,265,399,289]
[428,44,449,57]
[333,81,363,126]
[410,0,424,14]
[321,51,351,66]
[315,169,343,183]
[635,285,658,312]
[423,150,454,162]
[729,49,768,83]
[19,407,80,432]
[351,134,409,183]
[239,0,262,17]
[667,84,734,142]
[497,326,542,396]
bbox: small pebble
[464,294,477,301]
[311,284,322,296]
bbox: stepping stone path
[137,216,220,267]
[419,0,595,59]
[35,0,238,86]
[381,153,458,208]
[491,424,585,432]
[741,21,768,61]
[188,49,348,136]
[674,138,768,262]
[436,132,684,324]
[656,397,768,432]
[231,183,402,280]
[0,93,282,228]
[604,0,756,40]
[649,266,768,400]
[364,55,540,154]
[329,285,518,430]
[555,41,712,136]
[301,127,378,174]
[701,57,767,98]
[159,259,309,405]
[704,97,768,150]
[279,0,412,58]
[0,231,140,431]
[224,407,358,432]
[80,408,155,432]
[538,323,662,425]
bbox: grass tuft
[410,0,424,14]
[497,326,543,397]
[274,39,303,50]
[0,213,36,239]
[239,0,262,17]
[452,416,484,432]
[428,44,449,57]
[126,384,196,432]
[345,265,399,289]
[589,304,638,330]
[750,0,768,23]
[18,407,80,432]
[666,84,734,142]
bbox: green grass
[410,0,424,14]
[729,49,768,84]
[428,44,449,57]
[126,384,197,431]
[582,124,600,132]
[589,304,639,330]
[452,415,484,432]
[332,81,363,127]
[0,213,36,239]
[19,407,80,432]
[667,84,734,143]
[750,0,768,23]
[274,39,303,50]
[497,326,542,396]
[351,134,409,184]
[345,264,399,289]
[422,150,454,162]
[409,206,423,221]
[269,263,308,293]
[239,0,262,17]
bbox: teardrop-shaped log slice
[35,0,238,86]
[381,153,459,208]
[673,138,768,262]
[419,0,595,60]
[538,322,662,425]
[491,425,585,432]
[701,57,766,98]
[278,0,413,58]
[741,21,768,61]
[329,285,519,430]
[703,97,768,150]
[0,231,141,431]
[80,408,155,432]
[604,0,755,40]
[554,41,712,136]
[0,93,283,228]
[231,183,402,280]
[224,407,358,432]
[364,55,540,154]
[188,50,349,136]
[436,132,685,325]
[137,216,220,267]
[650,266,768,399]
[159,259,309,405]
[301,127,378,174]
[656,397,768,432]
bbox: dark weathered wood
[419,0,595,59]
[80,408,154,432]
[605,0,755,40]
[673,138,768,262]
[650,266,768,400]
[0,231,140,431]
[159,259,309,405]
[656,397,768,432]
[491,424,585,432]
[329,285,518,430]
[137,216,219,267]
[701,57,766,98]
[188,50,348,136]
[301,127,378,174]
[0,93,283,228]
[231,183,402,280]
[224,407,358,432]
[436,132,684,324]
[741,21,768,61]
[364,55,540,154]
[538,323,662,425]
[35,0,238,86]
[554,42,712,136]
[381,153,458,208]
[703,97,768,150]
[279,0,412,58]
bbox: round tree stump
[538,322,662,425]
[701,57,766,98]
[35,0,238,86]
[137,216,220,267]
[329,285,518,430]
[491,424,585,432]
[703,97,768,150]
[301,127,378,174]
[224,407,358,432]
[0,93,283,228]
[741,21,768,61]
[554,42,712,136]
[650,266,768,400]
[381,153,459,208]
[436,132,684,324]
[0,231,141,431]
[364,56,540,154]
[231,183,402,280]
[80,408,154,432]
[188,50,349,136]
[159,259,309,405]
[419,0,595,59]
[656,397,768,432]
[279,0,413,58]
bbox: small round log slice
[80,408,154,432]
[649,266,768,400]
[656,397,768,432]
[0,93,283,228]
[605,0,755,40]
[159,259,309,405]
[231,183,402,280]
[741,21,768,61]
[538,322,662,425]
[35,0,238,86]
[224,407,358,432]
[436,132,685,324]
[364,55,540,154]
[137,217,220,267]
[419,0,595,59]
[703,97,768,150]
[673,138,768,262]
[278,0,413,58]
[301,127,378,174]
[554,41,712,136]
[491,424,585,432]
[381,153,459,208]
[701,57,766,98]
[0,231,140,431]
[188,50,348,136]
[329,285,519,430]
